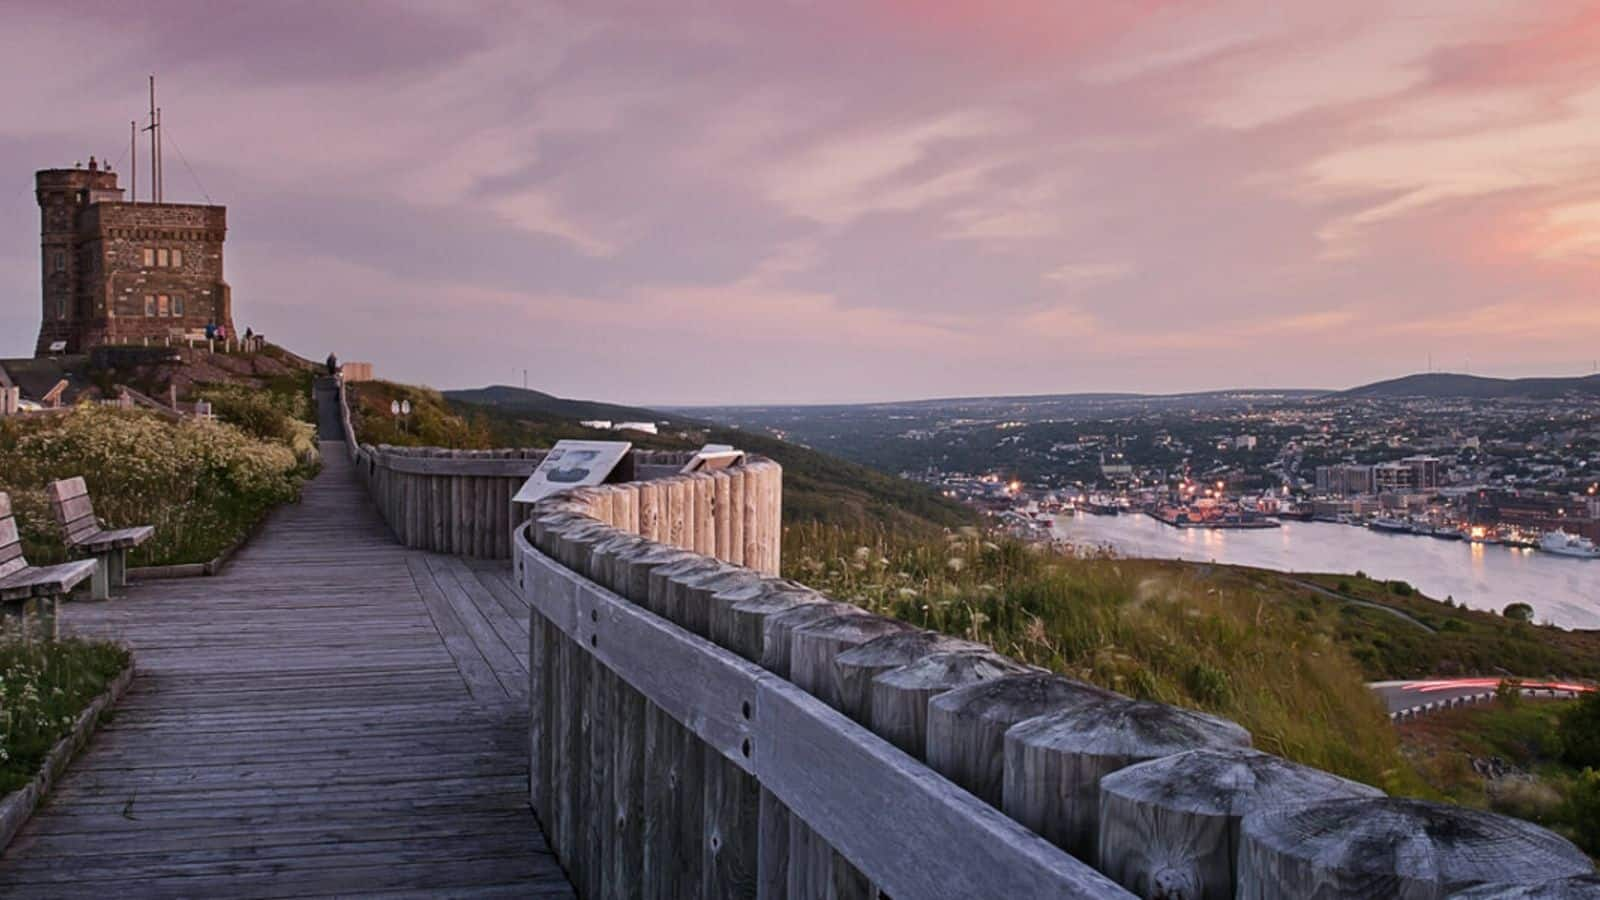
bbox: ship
[1428,524,1464,541]
[1083,496,1121,516]
[1540,531,1600,559]
[1369,517,1412,533]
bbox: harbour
[1049,510,1600,630]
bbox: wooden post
[924,673,1118,807]
[1097,748,1382,900]
[759,602,857,680]
[786,611,919,899]
[834,631,983,726]
[693,475,715,555]
[717,583,825,664]
[1237,798,1591,899]
[713,471,733,563]
[726,468,746,567]
[742,466,764,573]
[638,482,662,543]
[867,650,1027,759]
[1003,698,1251,860]
[788,613,918,711]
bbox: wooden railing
[331,377,783,565]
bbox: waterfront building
[1315,463,1375,497]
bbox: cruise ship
[1540,531,1600,559]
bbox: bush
[1389,580,1414,597]
[1496,678,1523,709]
[0,406,305,566]
[1559,693,1600,769]
[1567,768,1600,854]
[1503,602,1534,622]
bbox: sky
[3,1,1600,405]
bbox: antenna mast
[130,120,137,203]
[143,75,164,203]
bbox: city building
[34,158,233,355]
[1315,463,1374,497]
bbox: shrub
[0,406,305,566]
[197,385,299,444]
[1559,693,1600,769]
[1389,580,1414,597]
[1496,678,1523,709]
[1503,602,1534,622]
[1567,768,1600,854]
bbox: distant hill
[444,385,671,425]
[1341,373,1600,400]
[437,385,975,534]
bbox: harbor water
[1050,512,1600,630]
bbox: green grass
[0,635,130,796]
[785,523,1418,792]
[1297,571,1600,680]
[1400,699,1596,852]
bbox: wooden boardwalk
[0,443,572,897]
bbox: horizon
[6,3,1600,405]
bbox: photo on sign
[513,440,633,505]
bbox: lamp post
[391,399,411,435]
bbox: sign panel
[513,440,633,505]
[681,443,746,474]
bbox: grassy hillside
[1341,372,1600,399]
[347,381,976,535]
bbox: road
[1370,678,1594,718]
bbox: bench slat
[46,477,88,504]
[77,525,155,553]
[0,517,18,551]
[0,559,97,601]
[0,492,10,518]
[54,494,95,527]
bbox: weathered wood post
[835,631,983,726]
[1237,798,1593,899]
[924,673,1118,807]
[1003,698,1251,860]
[787,611,920,899]
[1097,748,1383,899]
[868,650,1029,758]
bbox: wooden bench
[47,477,154,600]
[0,492,97,637]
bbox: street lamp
[391,399,412,434]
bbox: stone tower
[34,158,231,356]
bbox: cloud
[3,1,1600,402]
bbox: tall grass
[785,522,1420,791]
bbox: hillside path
[0,438,571,897]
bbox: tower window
[56,297,67,320]
[144,295,155,316]
[143,248,154,267]
[157,294,170,317]
[157,248,169,267]
[51,250,66,273]
[172,295,184,316]
[172,248,182,267]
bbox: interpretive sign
[681,443,746,473]
[513,440,633,505]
